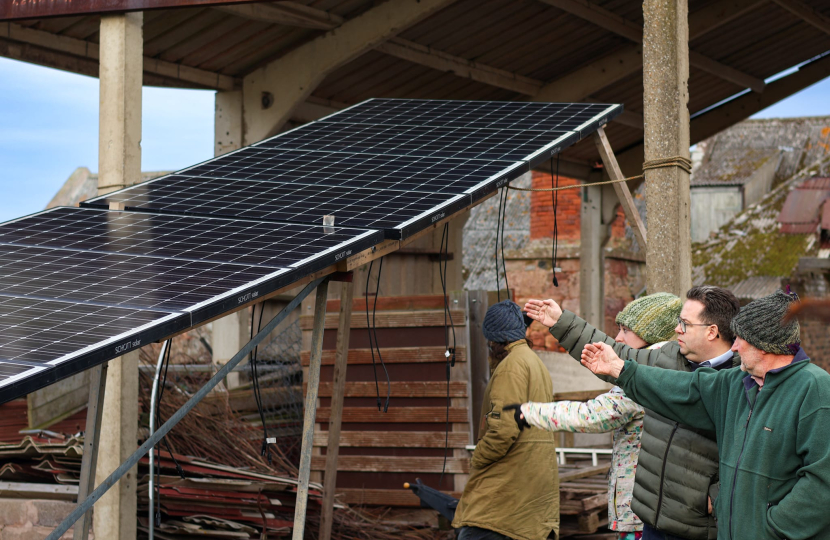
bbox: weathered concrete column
[94,13,143,540]
[642,0,692,296]
[213,90,249,387]
[580,177,606,329]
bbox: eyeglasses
[677,317,712,333]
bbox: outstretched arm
[581,342,720,432]
[520,389,644,434]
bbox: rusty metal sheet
[0,0,261,21]
[777,177,830,233]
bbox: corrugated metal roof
[777,177,830,234]
[729,276,783,301]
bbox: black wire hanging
[551,154,561,287]
[365,259,390,412]
[437,222,456,490]
[249,303,270,462]
[499,186,510,300]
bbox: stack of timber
[558,460,612,537]
[301,293,475,512]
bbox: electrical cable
[437,223,456,490]
[499,186,510,299]
[495,184,504,302]
[551,154,560,287]
[365,261,383,411]
[372,257,391,412]
[249,304,270,462]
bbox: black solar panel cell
[0,207,383,270]
[318,99,620,134]
[0,243,280,312]
[178,148,525,194]
[254,122,578,165]
[83,176,472,238]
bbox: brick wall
[529,171,582,241]
[800,320,830,372]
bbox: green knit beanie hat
[615,292,682,345]
[730,289,801,355]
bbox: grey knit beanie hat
[615,292,682,345]
[730,289,801,355]
[482,300,527,343]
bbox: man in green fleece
[577,289,830,539]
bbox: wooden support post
[593,127,647,250]
[73,363,107,540]
[293,278,330,540]
[319,281,354,540]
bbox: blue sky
[2,56,830,223]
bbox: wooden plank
[310,455,469,473]
[74,363,107,540]
[0,481,77,501]
[300,310,465,330]
[335,488,462,507]
[319,281,353,540]
[771,0,830,36]
[593,127,647,250]
[203,386,301,413]
[302,346,466,366]
[326,294,448,313]
[311,381,467,398]
[293,280,329,540]
[313,431,470,448]
[559,464,611,483]
[315,407,468,423]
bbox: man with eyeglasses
[524,285,740,540]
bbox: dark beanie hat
[730,289,801,355]
[482,300,527,343]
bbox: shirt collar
[690,349,733,369]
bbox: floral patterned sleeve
[520,387,644,434]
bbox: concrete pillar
[580,177,606,329]
[213,90,249,386]
[93,13,143,540]
[642,0,692,296]
[215,90,243,156]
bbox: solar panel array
[85,99,621,239]
[0,99,622,402]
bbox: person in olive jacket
[579,289,830,540]
[452,300,559,540]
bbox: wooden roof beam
[538,0,765,92]
[241,0,461,142]
[0,21,238,90]
[771,0,830,36]
[532,0,765,102]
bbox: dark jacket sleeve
[471,363,527,469]
[550,310,672,383]
[615,360,722,432]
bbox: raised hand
[580,342,626,378]
[523,299,563,328]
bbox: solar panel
[2,98,624,403]
[0,206,382,270]
[82,175,474,239]
[319,99,618,135]
[253,122,578,167]
[0,294,187,399]
[84,100,622,239]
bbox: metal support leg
[319,281,354,540]
[73,362,108,540]
[292,279,330,540]
[47,277,327,540]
